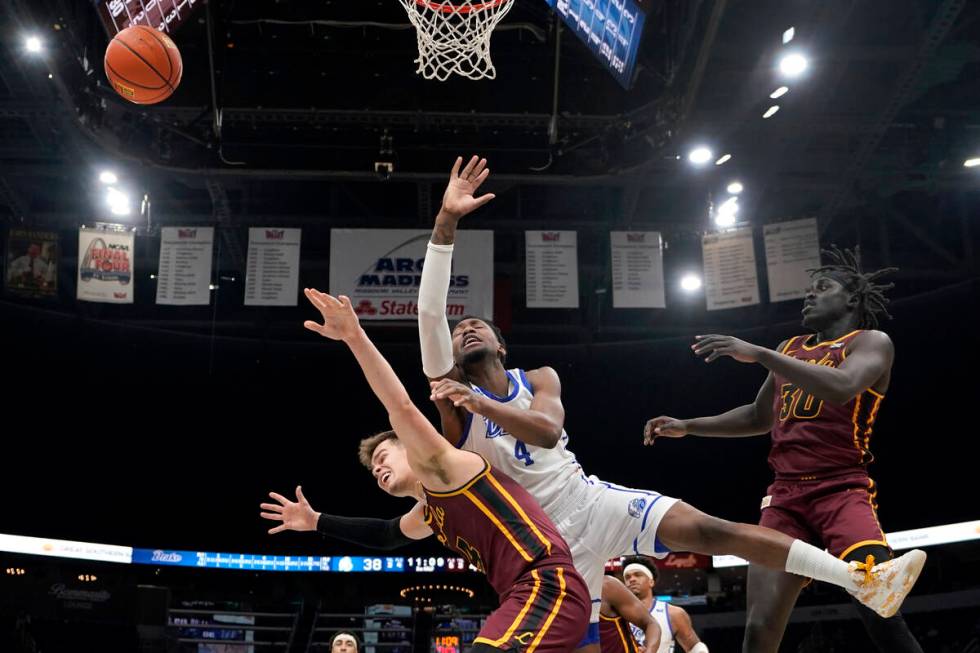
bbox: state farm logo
[178,229,197,239]
[627,233,645,242]
[265,230,285,240]
[354,300,377,316]
[541,232,561,242]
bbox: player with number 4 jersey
[418,157,926,653]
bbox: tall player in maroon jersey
[645,246,924,653]
[262,288,590,653]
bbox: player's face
[451,318,504,366]
[623,569,654,598]
[802,276,853,329]
[370,439,416,497]
[332,635,357,653]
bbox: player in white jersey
[416,155,926,653]
[622,556,705,653]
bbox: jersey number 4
[514,441,535,466]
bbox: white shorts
[555,477,680,623]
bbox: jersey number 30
[779,383,823,420]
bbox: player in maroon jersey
[645,246,924,653]
[261,288,590,653]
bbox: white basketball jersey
[458,369,585,518]
[630,600,675,653]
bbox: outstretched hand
[440,155,495,220]
[260,486,319,535]
[303,288,361,342]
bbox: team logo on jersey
[513,632,535,645]
[628,497,647,518]
[483,416,504,438]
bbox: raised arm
[303,288,454,474]
[418,155,495,381]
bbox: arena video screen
[95,0,203,35]
[543,0,649,89]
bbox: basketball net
[396,0,515,81]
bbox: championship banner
[155,226,214,305]
[244,227,302,307]
[525,230,579,308]
[764,218,821,302]
[702,228,760,311]
[610,231,665,308]
[77,227,134,304]
[5,228,58,298]
[329,229,494,320]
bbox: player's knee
[694,514,737,551]
[742,619,781,653]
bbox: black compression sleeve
[316,513,413,551]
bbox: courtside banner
[329,229,493,321]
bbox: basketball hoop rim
[414,0,510,14]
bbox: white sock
[785,540,859,592]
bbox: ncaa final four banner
[329,229,494,321]
[77,227,135,304]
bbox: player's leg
[474,565,591,653]
[742,564,807,653]
[813,477,924,653]
[653,500,924,619]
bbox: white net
[396,0,516,81]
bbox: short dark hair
[622,555,659,583]
[357,430,398,469]
[808,245,898,329]
[453,316,507,366]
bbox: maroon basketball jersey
[422,458,576,597]
[769,330,886,478]
[600,614,640,653]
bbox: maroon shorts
[475,564,590,653]
[759,472,889,559]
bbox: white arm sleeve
[689,643,709,653]
[418,241,456,378]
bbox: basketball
[104,25,182,105]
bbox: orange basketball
[104,25,182,105]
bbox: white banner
[77,227,135,303]
[526,230,579,308]
[702,228,760,311]
[244,228,302,306]
[156,227,214,305]
[764,218,821,302]
[329,229,493,320]
[610,231,665,308]
[0,533,132,564]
